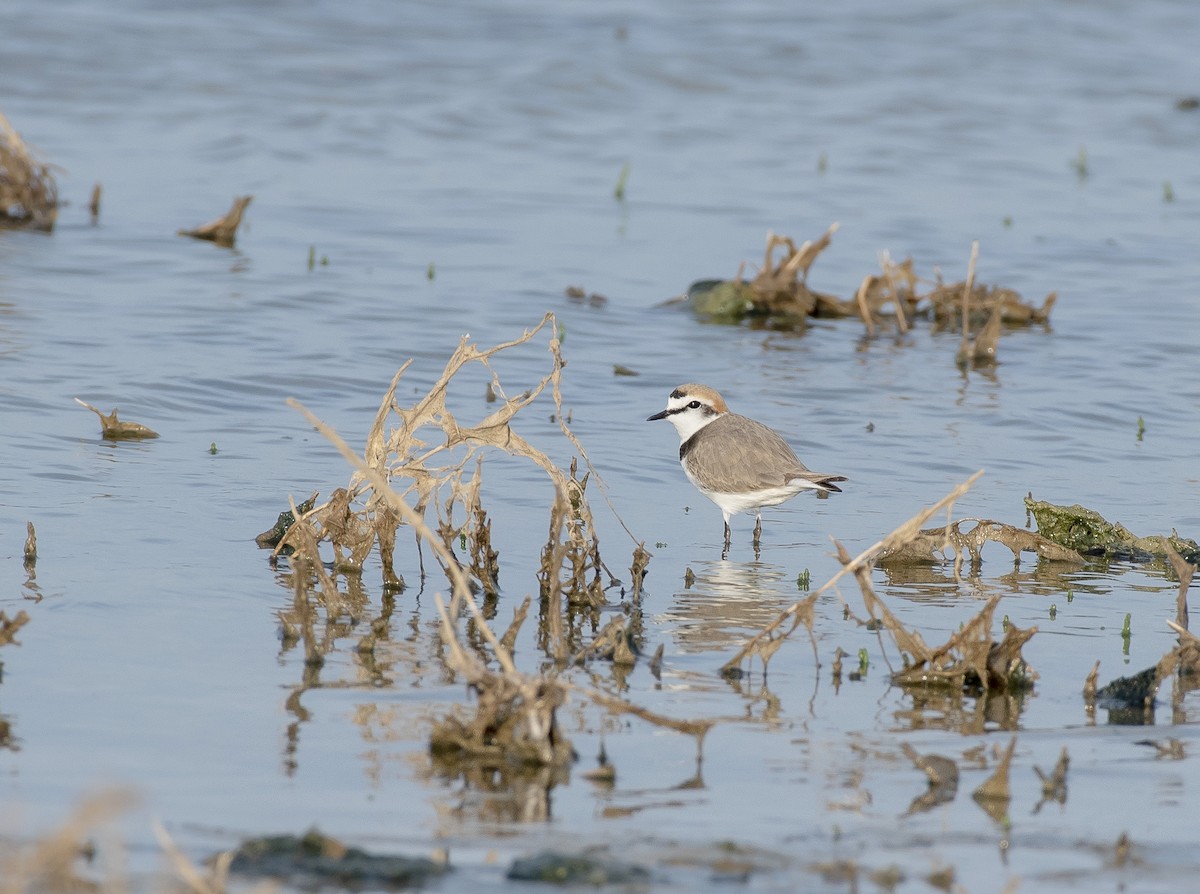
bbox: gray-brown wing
[682,414,810,493]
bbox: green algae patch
[227,828,448,888]
[254,491,319,550]
[1025,496,1200,563]
[686,279,760,322]
[507,850,651,885]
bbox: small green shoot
[655,541,667,549]
[1072,146,1089,180]
[817,152,828,174]
[1002,614,1010,631]
[1122,613,1132,637]
[796,568,810,591]
[1163,181,1175,203]
[307,245,316,271]
[427,262,436,281]
[1136,416,1145,441]
[614,162,630,201]
[1002,215,1013,228]
[1049,604,1057,620]
[857,648,869,674]
[209,441,218,455]
[1066,590,1074,603]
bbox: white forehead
[667,383,726,410]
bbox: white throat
[667,403,721,443]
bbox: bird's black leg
[752,514,762,545]
[722,520,732,558]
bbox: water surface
[2,1,1199,891]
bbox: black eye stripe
[665,399,708,416]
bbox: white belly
[683,463,821,517]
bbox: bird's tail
[794,472,847,494]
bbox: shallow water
[2,0,1200,891]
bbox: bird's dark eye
[688,400,702,409]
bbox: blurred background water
[2,1,1199,891]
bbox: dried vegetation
[74,398,160,440]
[266,314,720,801]
[0,110,57,231]
[1089,542,1200,724]
[682,224,1055,366]
[721,471,1037,696]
